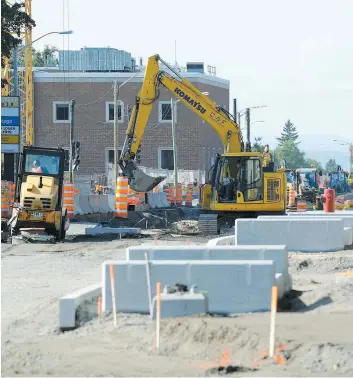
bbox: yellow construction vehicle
[119,54,287,232]
[8,146,69,241]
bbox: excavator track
[198,213,219,234]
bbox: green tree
[16,45,59,67]
[276,119,300,146]
[304,158,323,172]
[1,0,36,87]
[274,139,306,169]
[325,159,338,173]
[252,136,264,152]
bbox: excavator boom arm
[120,54,243,192]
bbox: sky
[31,0,353,162]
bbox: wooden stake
[145,252,153,315]
[156,281,161,349]
[97,296,102,321]
[110,264,117,328]
[269,285,278,357]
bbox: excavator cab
[213,154,263,203]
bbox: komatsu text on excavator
[119,54,287,232]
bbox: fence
[73,167,206,193]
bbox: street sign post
[1,96,20,153]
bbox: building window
[158,148,174,170]
[106,101,124,123]
[53,101,70,123]
[108,149,122,164]
[158,101,173,123]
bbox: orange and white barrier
[296,200,306,212]
[175,183,182,206]
[63,183,75,219]
[288,187,296,207]
[115,177,128,218]
[168,185,175,205]
[185,184,193,207]
[1,181,11,218]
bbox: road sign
[1,96,20,154]
[2,135,20,144]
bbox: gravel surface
[2,224,353,377]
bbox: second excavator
[119,54,287,232]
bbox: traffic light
[73,141,80,171]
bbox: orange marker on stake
[110,264,117,328]
[156,281,161,349]
[269,285,278,357]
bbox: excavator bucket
[123,161,166,192]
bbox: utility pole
[245,108,251,151]
[114,80,119,184]
[233,98,237,121]
[171,98,178,187]
[69,99,75,183]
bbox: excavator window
[216,156,263,202]
[25,153,61,175]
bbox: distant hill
[265,133,351,170]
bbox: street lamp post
[170,91,209,187]
[113,71,143,184]
[12,30,73,96]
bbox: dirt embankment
[2,234,353,377]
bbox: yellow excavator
[119,54,287,232]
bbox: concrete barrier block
[275,214,353,228]
[151,292,207,319]
[207,235,235,246]
[344,227,353,245]
[127,244,288,282]
[102,260,276,315]
[79,195,93,214]
[86,226,141,236]
[235,218,345,252]
[59,283,101,330]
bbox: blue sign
[2,96,20,154]
[1,116,20,126]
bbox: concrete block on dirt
[128,244,291,296]
[285,213,353,228]
[127,244,288,280]
[344,227,353,246]
[235,218,345,252]
[59,283,101,330]
[151,292,208,319]
[102,260,276,315]
[207,235,235,246]
[85,225,141,236]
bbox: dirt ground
[1,223,353,377]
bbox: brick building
[33,64,229,179]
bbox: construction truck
[6,146,69,242]
[118,54,287,232]
[296,167,323,210]
[328,167,350,194]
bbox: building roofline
[33,70,230,89]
